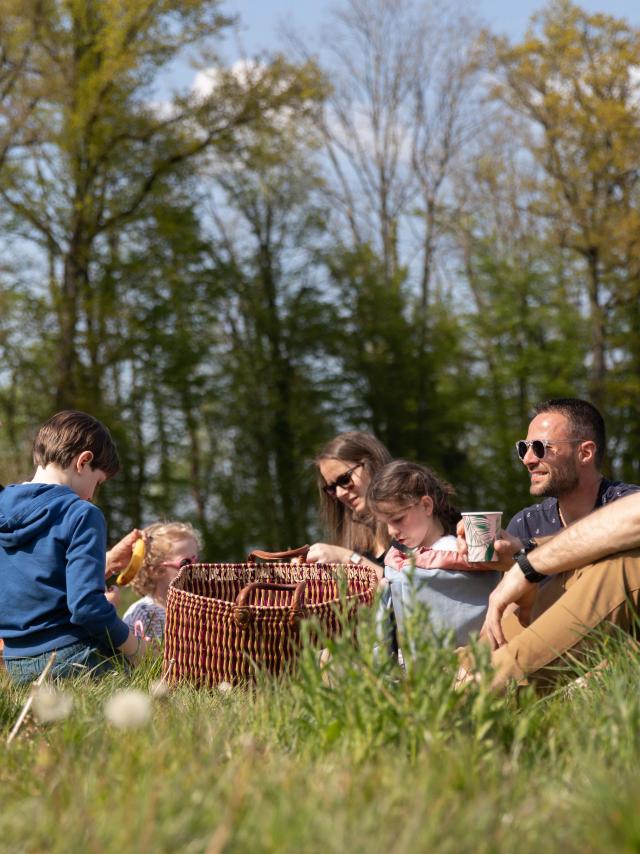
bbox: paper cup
[461,512,503,562]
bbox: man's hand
[106,529,142,579]
[456,520,523,572]
[481,564,535,649]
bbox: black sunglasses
[322,462,363,497]
[515,439,583,460]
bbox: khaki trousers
[491,548,640,689]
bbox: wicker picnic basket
[163,546,378,687]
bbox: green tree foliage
[199,87,336,553]
[490,0,640,478]
[451,125,588,512]
[326,243,472,495]
[0,0,323,403]
[2,0,640,550]
[0,0,329,546]
[93,179,220,534]
[1,0,227,409]
[315,0,480,485]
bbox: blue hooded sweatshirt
[0,483,129,657]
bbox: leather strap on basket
[233,581,307,628]
[247,545,310,562]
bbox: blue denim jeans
[4,640,121,685]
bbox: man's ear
[578,440,597,465]
[76,450,94,471]
[420,495,434,516]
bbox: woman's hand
[106,529,143,579]
[456,520,523,572]
[307,543,352,564]
[308,543,383,581]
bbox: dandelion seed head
[32,686,73,724]
[104,689,151,729]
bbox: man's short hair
[33,410,120,477]
[534,398,606,467]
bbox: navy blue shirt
[0,483,129,657]
[506,478,640,546]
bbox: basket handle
[247,545,310,562]
[233,581,307,628]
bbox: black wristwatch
[514,549,546,584]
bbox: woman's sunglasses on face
[515,439,583,460]
[322,462,363,497]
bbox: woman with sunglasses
[308,432,392,576]
[122,521,202,641]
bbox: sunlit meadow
[2,605,640,853]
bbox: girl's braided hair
[367,460,461,535]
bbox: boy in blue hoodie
[0,410,147,683]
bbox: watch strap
[514,550,546,583]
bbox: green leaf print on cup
[461,512,503,562]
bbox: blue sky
[225,0,640,55]
[155,1,640,95]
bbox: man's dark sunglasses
[322,462,363,497]
[515,439,583,460]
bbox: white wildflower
[104,689,152,729]
[217,681,233,695]
[31,686,73,724]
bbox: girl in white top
[368,460,499,646]
[123,521,202,641]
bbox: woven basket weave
[163,549,378,687]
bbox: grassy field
[2,608,640,854]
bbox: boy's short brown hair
[33,410,120,477]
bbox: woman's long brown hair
[315,431,392,555]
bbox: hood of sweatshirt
[0,483,80,549]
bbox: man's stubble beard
[530,457,580,499]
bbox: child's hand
[106,529,143,579]
[133,620,151,642]
[105,585,121,608]
[119,630,148,665]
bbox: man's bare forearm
[528,493,640,575]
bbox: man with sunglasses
[478,489,640,690]
[504,398,638,556]
[457,398,640,689]
[460,398,638,571]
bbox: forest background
[1,0,640,557]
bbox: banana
[116,537,146,586]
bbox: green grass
[2,608,640,853]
